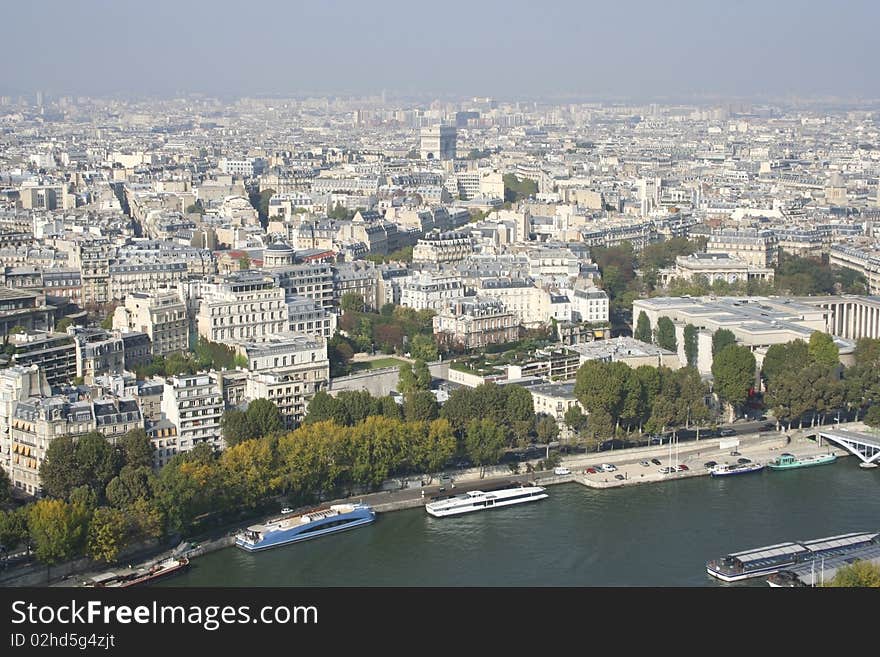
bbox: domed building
[262,240,296,268]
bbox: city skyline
[3,0,880,100]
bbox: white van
[599,463,617,472]
[553,466,571,475]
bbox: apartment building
[113,290,189,357]
[433,297,519,350]
[0,365,51,481]
[271,263,335,309]
[412,230,474,264]
[8,397,95,496]
[72,328,125,385]
[0,288,56,336]
[108,259,188,300]
[197,272,289,344]
[707,229,779,268]
[161,372,225,457]
[5,331,77,389]
[286,295,337,339]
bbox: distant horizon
[3,0,879,101]
[5,90,880,110]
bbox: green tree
[502,174,538,204]
[410,419,457,475]
[73,432,121,498]
[864,405,880,428]
[378,395,403,420]
[329,202,350,220]
[397,363,417,395]
[219,438,278,510]
[464,419,507,477]
[0,508,28,551]
[712,329,736,358]
[824,560,880,587]
[676,367,712,435]
[563,405,588,434]
[250,188,275,226]
[87,507,129,563]
[336,390,380,425]
[441,387,480,433]
[409,334,439,361]
[27,498,89,566]
[0,466,11,506]
[54,317,74,333]
[105,466,154,508]
[403,391,439,422]
[127,498,164,543]
[683,324,698,367]
[304,391,337,424]
[536,415,559,443]
[69,484,98,511]
[575,360,639,432]
[655,317,678,352]
[100,314,114,330]
[504,385,535,446]
[413,359,432,390]
[762,340,808,387]
[808,331,839,368]
[39,435,80,500]
[238,254,251,270]
[247,398,284,438]
[186,202,205,215]
[341,292,365,314]
[152,444,220,533]
[119,428,154,470]
[712,344,756,418]
[853,338,880,366]
[634,311,652,343]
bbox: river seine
[160,458,880,586]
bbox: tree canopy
[655,317,678,352]
[711,329,737,357]
[711,344,756,413]
[808,332,839,368]
[683,324,698,367]
[634,311,652,343]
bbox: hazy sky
[3,0,879,100]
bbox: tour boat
[425,485,547,518]
[235,503,375,552]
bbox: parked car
[614,474,625,481]
[585,467,598,474]
[639,460,650,467]
[704,461,717,469]
[737,458,751,464]
[730,451,741,456]
[720,429,736,436]
[651,458,662,466]
[554,466,571,475]
[599,463,617,472]
[659,466,676,474]
[677,464,689,471]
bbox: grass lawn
[350,357,408,373]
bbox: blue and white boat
[235,503,375,552]
[709,462,765,477]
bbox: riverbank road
[572,431,850,489]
